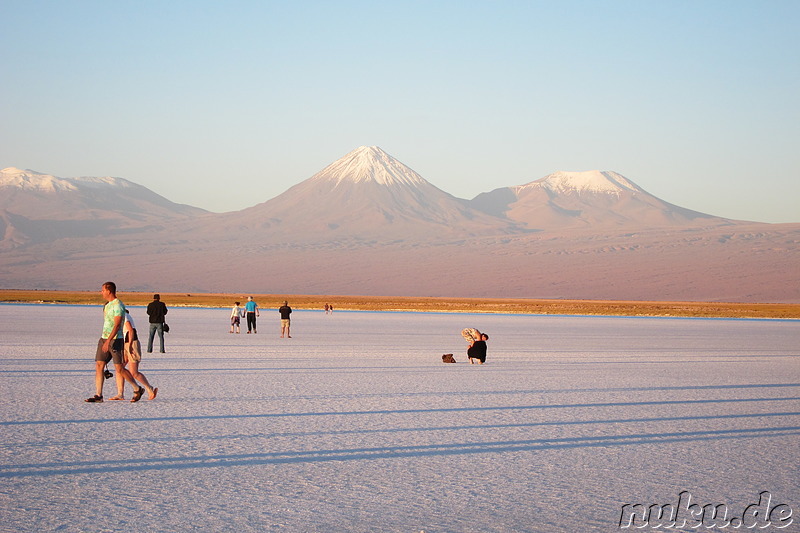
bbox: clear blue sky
[2,0,798,222]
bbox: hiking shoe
[131,387,145,403]
[103,370,113,379]
[85,395,103,403]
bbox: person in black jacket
[467,332,489,364]
[279,301,292,338]
[146,293,168,353]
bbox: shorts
[231,316,240,326]
[126,339,142,363]
[96,338,124,365]
[281,319,290,327]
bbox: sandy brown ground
[1,290,798,319]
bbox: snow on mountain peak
[1,167,136,193]
[311,146,427,188]
[72,175,134,189]
[520,170,643,196]
[0,167,79,193]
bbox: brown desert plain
[2,290,798,319]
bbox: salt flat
[0,304,798,532]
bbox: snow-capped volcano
[207,146,518,241]
[471,170,728,229]
[309,146,428,188]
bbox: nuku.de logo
[618,491,793,529]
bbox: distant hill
[470,170,731,229]
[0,167,206,249]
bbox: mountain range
[2,146,798,302]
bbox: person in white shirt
[230,301,244,333]
[108,310,158,401]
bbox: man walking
[146,293,168,353]
[86,282,144,403]
[279,300,292,338]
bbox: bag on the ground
[442,353,456,363]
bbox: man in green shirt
[85,281,144,403]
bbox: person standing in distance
[146,293,168,353]
[279,300,292,338]
[245,296,259,334]
[230,301,244,333]
[86,282,144,402]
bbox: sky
[1,0,798,223]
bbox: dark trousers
[148,323,165,352]
[246,312,257,332]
